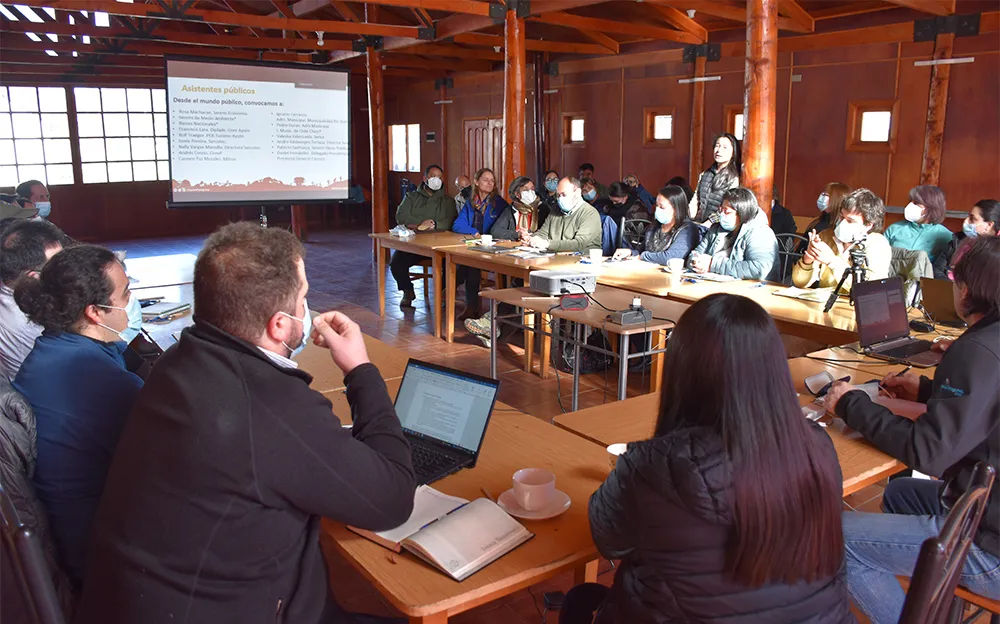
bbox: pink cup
[512,468,556,511]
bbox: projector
[528,270,597,296]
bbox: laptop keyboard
[412,444,457,478]
[880,339,934,359]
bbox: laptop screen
[394,360,499,454]
[854,277,909,347]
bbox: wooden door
[463,117,505,190]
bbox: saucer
[478,241,495,248]
[497,488,571,520]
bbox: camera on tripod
[824,237,868,313]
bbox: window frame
[562,113,586,147]
[388,123,421,173]
[643,107,675,147]
[0,86,75,188]
[846,99,899,153]
[724,104,745,141]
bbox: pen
[895,365,912,377]
[817,375,851,397]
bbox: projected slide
[166,58,350,204]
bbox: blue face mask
[279,299,312,359]
[35,201,51,218]
[654,206,673,225]
[544,179,558,192]
[557,196,575,214]
[96,293,143,344]
[583,189,597,202]
[962,221,979,238]
[719,212,738,232]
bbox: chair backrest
[775,233,808,285]
[899,462,997,624]
[621,218,650,252]
[0,483,67,624]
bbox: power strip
[611,308,653,325]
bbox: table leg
[490,299,498,379]
[650,329,666,393]
[445,258,457,343]
[618,332,629,401]
[539,313,552,379]
[498,273,508,289]
[571,322,582,412]
[409,614,448,624]
[523,310,535,373]
[377,242,387,318]
[432,252,443,339]
[574,559,600,584]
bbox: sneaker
[400,290,416,308]
[464,312,497,338]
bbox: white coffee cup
[589,248,603,263]
[512,468,556,511]
[480,234,493,246]
[607,443,628,469]
[667,257,683,274]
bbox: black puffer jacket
[588,426,856,624]
[692,164,739,222]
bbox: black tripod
[823,239,868,313]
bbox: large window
[389,123,420,173]
[0,86,74,188]
[74,87,169,183]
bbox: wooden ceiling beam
[332,0,491,17]
[2,39,311,62]
[641,2,708,42]
[390,42,503,60]
[0,74,164,87]
[810,2,894,20]
[451,33,617,56]
[580,30,619,53]
[380,55,492,72]
[777,0,815,32]
[330,1,362,23]
[411,7,434,28]
[0,20,355,51]
[529,12,700,44]
[880,0,954,15]
[0,50,165,67]
[677,0,809,32]
[0,62,164,77]
[15,0,422,39]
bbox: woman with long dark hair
[561,293,853,624]
[13,244,144,585]
[689,187,779,280]
[933,198,999,280]
[689,133,741,224]
[613,185,700,261]
[451,167,508,317]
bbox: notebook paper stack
[349,486,534,581]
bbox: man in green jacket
[390,164,457,307]
[525,177,602,253]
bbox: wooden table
[371,232,471,339]
[553,357,905,496]
[125,253,197,289]
[297,335,411,393]
[480,286,687,405]
[322,381,609,624]
[443,245,587,343]
[595,261,860,345]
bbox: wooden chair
[775,233,808,285]
[899,462,997,624]
[408,259,434,296]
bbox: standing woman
[805,182,852,236]
[933,198,999,279]
[561,294,853,624]
[689,133,741,224]
[490,176,549,241]
[451,168,507,317]
[884,185,953,263]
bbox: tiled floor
[101,225,992,624]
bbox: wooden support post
[919,32,954,186]
[366,6,389,256]
[439,83,448,188]
[744,0,778,220]
[502,6,527,190]
[688,55,707,184]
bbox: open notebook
[349,486,534,581]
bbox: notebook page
[375,486,467,545]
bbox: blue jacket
[639,222,703,265]
[452,195,508,235]
[13,331,143,584]
[634,184,656,210]
[692,210,780,281]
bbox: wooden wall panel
[888,49,931,206]
[558,81,622,184]
[620,70,692,189]
[701,72,744,178]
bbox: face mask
[654,206,672,225]
[35,201,51,218]
[904,202,923,224]
[719,212,738,232]
[583,190,597,201]
[96,293,141,343]
[544,179,558,192]
[834,220,865,244]
[426,177,443,192]
[557,196,575,214]
[817,194,829,211]
[279,299,312,359]
[520,190,537,205]
[963,221,980,238]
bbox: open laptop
[853,277,942,368]
[919,277,966,327]
[394,359,500,485]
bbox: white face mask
[817,194,830,212]
[834,220,866,244]
[904,202,924,224]
[520,190,537,205]
[426,177,443,191]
